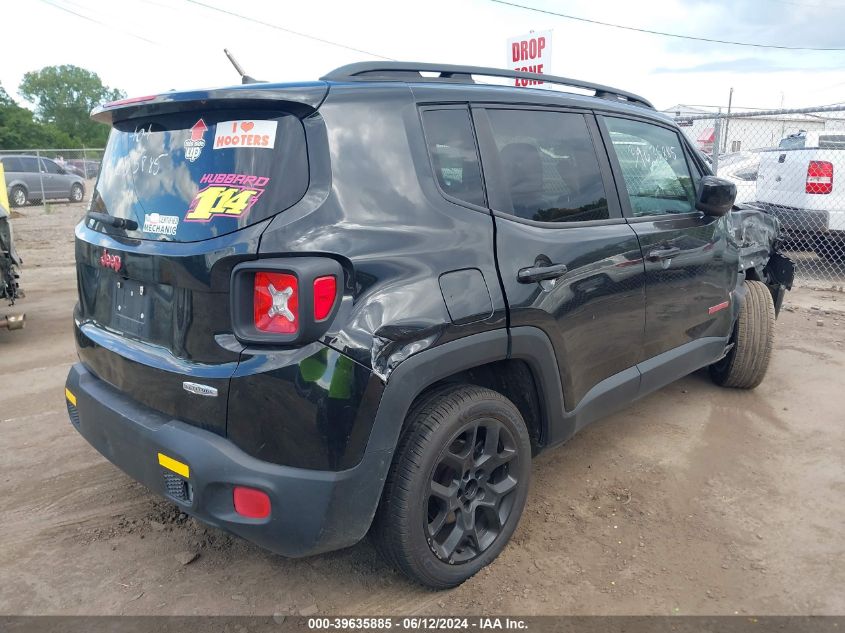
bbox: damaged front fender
[731,205,795,313]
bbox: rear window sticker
[143,213,179,236]
[184,118,207,163]
[213,120,277,150]
[184,174,270,222]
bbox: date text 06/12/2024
[306,618,528,630]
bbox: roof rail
[320,62,654,109]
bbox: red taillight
[807,160,833,194]
[313,275,337,321]
[233,486,271,519]
[253,272,298,334]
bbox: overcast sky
[3,0,845,112]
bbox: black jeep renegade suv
[65,62,793,588]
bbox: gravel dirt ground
[1,201,844,616]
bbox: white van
[756,131,845,257]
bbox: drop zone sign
[507,30,552,87]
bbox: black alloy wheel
[426,418,520,564]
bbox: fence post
[35,149,47,205]
[711,116,722,175]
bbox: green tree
[19,65,124,146]
[0,84,78,149]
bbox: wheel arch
[367,326,565,459]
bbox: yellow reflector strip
[65,388,77,406]
[157,453,190,478]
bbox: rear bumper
[754,203,830,235]
[65,363,391,557]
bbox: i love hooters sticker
[213,120,277,150]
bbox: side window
[18,157,40,173]
[41,159,61,174]
[0,157,22,172]
[420,108,486,208]
[486,109,609,223]
[604,117,696,217]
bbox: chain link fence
[0,148,104,208]
[671,104,845,285]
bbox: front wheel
[70,183,84,202]
[709,280,775,389]
[373,384,531,588]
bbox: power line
[489,0,845,51]
[38,0,159,45]
[184,0,395,61]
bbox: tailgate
[74,222,266,434]
[74,96,318,434]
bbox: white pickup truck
[755,131,845,258]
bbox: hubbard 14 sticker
[213,120,277,150]
[184,173,270,222]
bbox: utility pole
[722,87,733,153]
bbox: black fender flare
[338,327,565,547]
[366,326,564,454]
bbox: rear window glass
[1,157,23,172]
[421,108,486,208]
[819,135,845,149]
[88,110,308,242]
[486,109,609,223]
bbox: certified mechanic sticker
[213,120,277,150]
[183,173,270,222]
[143,213,179,236]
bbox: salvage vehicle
[64,63,794,588]
[755,130,845,258]
[0,197,24,329]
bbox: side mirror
[695,175,736,217]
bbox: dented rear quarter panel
[225,84,506,470]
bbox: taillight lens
[253,272,298,333]
[807,160,833,194]
[313,275,337,321]
[233,486,271,519]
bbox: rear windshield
[87,110,308,242]
[819,135,845,149]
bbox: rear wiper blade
[86,211,138,231]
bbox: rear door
[75,108,310,434]
[39,158,63,197]
[474,106,645,431]
[598,114,734,372]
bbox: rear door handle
[647,247,681,262]
[517,263,569,283]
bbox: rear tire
[9,186,27,208]
[709,280,775,389]
[373,384,531,589]
[70,183,84,203]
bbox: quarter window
[421,108,486,207]
[604,117,696,217]
[0,157,23,172]
[485,109,609,223]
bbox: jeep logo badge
[99,249,122,272]
[182,382,218,397]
